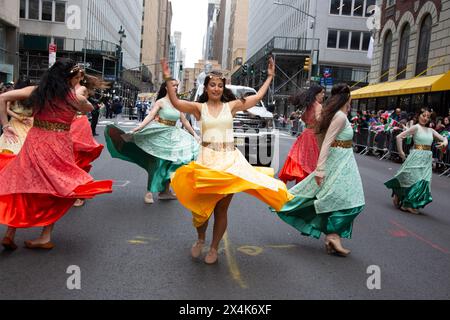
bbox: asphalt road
[1,119,449,300]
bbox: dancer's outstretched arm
[132,100,162,133]
[161,59,202,120]
[230,57,275,115]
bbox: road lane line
[223,233,248,289]
[390,220,450,255]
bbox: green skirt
[273,147,365,239]
[105,124,198,193]
[385,150,432,209]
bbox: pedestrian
[128,101,134,120]
[272,84,365,257]
[0,59,112,251]
[136,99,147,122]
[104,79,200,204]
[278,85,325,184]
[90,94,101,136]
[71,72,110,207]
[385,108,448,214]
[0,78,33,154]
[161,57,293,265]
[112,99,123,124]
[105,99,113,119]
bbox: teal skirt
[105,124,198,193]
[273,147,365,239]
[385,150,432,209]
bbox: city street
[1,119,449,300]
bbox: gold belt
[158,119,177,126]
[34,119,70,132]
[202,141,235,152]
[414,144,431,151]
[331,140,353,148]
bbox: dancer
[161,58,293,265]
[71,72,110,207]
[272,84,365,257]
[0,78,33,154]
[0,59,113,251]
[385,108,448,214]
[105,79,199,204]
[278,85,325,184]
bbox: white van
[191,84,276,166]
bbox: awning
[351,71,450,99]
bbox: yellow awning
[351,71,450,99]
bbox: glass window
[55,1,66,22]
[397,24,410,80]
[416,15,432,76]
[386,0,396,7]
[353,0,364,16]
[330,0,341,15]
[42,0,53,21]
[20,0,26,18]
[351,32,361,50]
[365,0,376,17]
[362,32,371,51]
[327,30,338,48]
[381,31,393,82]
[342,0,352,15]
[339,31,349,49]
[28,0,40,20]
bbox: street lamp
[117,25,127,82]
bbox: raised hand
[267,57,275,77]
[3,125,19,144]
[160,59,171,80]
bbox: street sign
[49,43,57,68]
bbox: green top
[414,126,433,146]
[158,97,180,122]
[336,117,354,141]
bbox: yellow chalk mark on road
[135,236,159,241]
[267,245,297,249]
[127,240,149,245]
[237,246,264,256]
[223,233,248,289]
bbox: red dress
[279,102,321,184]
[71,115,103,172]
[0,93,113,228]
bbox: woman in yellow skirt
[0,79,33,154]
[161,58,293,264]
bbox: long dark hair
[317,83,351,135]
[197,71,236,103]
[157,78,175,101]
[81,72,111,92]
[290,84,324,122]
[29,58,80,113]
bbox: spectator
[105,99,113,119]
[89,95,101,136]
[136,98,148,122]
[128,102,134,120]
[112,99,123,124]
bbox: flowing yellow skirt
[171,146,294,227]
[0,118,33,154]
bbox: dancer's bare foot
[401,206,420,215]
[73,199,85,207]
[158,191,177,200]
[392,194,400,208]
[24,238,54,250]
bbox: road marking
[390,220,450,255]
[114,180,130,187]
[237,246,264,256]
[128,240,149,245]
[267,244,297,249]
[223,233,248,289]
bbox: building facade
[204,0,220,60]
[369,0,450,83]
[0,0,20,82]
[141,0,172,90]
[182,59,231,95]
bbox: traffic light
[250,65,254,75]
[242,64,248,76]
[303,56,312,72]
[179,64,183,72]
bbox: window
[381,31,393,82]
[351,32,361,50]
[386,0,396,7]
[28,0,40,20]
[416,14,432,76]
[330,0,340,15]
[397,24,410,80]
[20,0,26,18]
[362,32,371,51]
[339,31,349,49]
[327,30,338,48]
[342,0,352,15]
[55,1,66,22]
[42,0,53,21]
[353,0,364,16]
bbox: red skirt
[71,116,104,172]
[0,127,112,228]
[278,128,319,184]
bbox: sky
[171,0,208,68]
